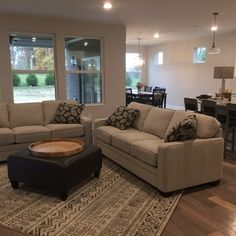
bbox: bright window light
[193,47,206,64]
[154,51,163,65]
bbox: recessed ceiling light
[211,25,218,31]
[103,1,112,10]
[154,33,160,39]
[84,41,88,46]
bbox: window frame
[193,47,206,64]
[64,36,104,105]
[9,32,57,103]
[154,51,164,65]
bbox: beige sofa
[94,102,224,194]
[0,100,92,162]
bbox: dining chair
[144,86,153,92]
[152,88,165,107]
[224,104,236,156]
[215,105,227,129]
[201,99,216,117]
[125,88,133,106]
[184,98,198,112]
[154,87,166,94]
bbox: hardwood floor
[163,155,236,236]
[0,155,236,236]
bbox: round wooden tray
[29,138,85,157]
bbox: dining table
[132,90,167,108]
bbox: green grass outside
[130,77,140,87]
[17,74,48,86]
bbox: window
[65,37,102,104]
[154,51,163,65]
[193,47,206,64]
[10,33,55,103]
[126,53,142,88]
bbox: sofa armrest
[80,116,92,146]
[94,118,107,129]
[157,138,224,192]
[93,118,107,145]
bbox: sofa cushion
[111,129,159,154]
[0,128,14,145]
[195,113,221,138]
[12,126,51,143]
[0,103,10,128]
[52,102,85,124]
[143,107,174,138]
[8,103,44,128]
[127,102,153,131]
[164,115,197,142]
[96,126,121,144]
[107,106,139,130]
[42,100,78,125]
[130,139,163,167]
[46,124,84,138]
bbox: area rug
[0,159,182,236]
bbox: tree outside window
[193,47,206,64]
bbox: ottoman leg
[10,180,19,189]
[60,191,68,201]
[94,169,101,178]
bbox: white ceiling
[0,0,236,45]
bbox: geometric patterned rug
[0,158,182,236]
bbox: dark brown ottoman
[7,146,102,200]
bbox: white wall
[147,31,236,109]
[0,13,126,119]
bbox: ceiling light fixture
[103,1,112,10]
[154,33,160,39]
[84,41,88,46]
[32,37,36,42]
[208,12,220,55]
[134,38,145,70]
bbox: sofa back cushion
[8,103,44,128]
[143,107,174,138]
[195,113,221,138]
[42,100,78,125]
[127,102,153,131]
[0,103,10,127]
[165,110,220,139]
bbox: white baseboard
[166,104,185,110]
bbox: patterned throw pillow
[52,102,85,124]
[107,106,139,130]
[164,115,197,142]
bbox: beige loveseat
[94,102,224,194]
[0,100,92,162]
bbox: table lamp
[213,66,234,97]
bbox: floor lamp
[214,66,234,98]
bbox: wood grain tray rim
[29,138,85,158]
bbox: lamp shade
[214,66,234,79]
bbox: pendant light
[134,38,145,69]
[208,12,220,55]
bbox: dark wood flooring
[0,154,236,236]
